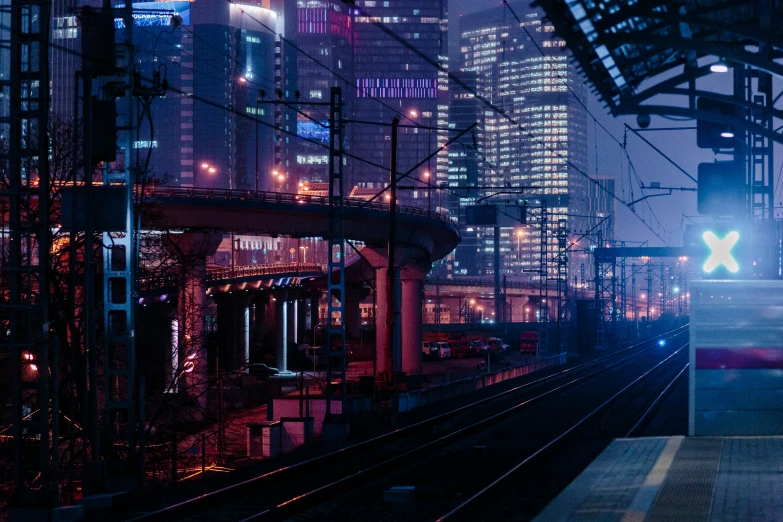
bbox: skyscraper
[456,3,590,282]
[126,0,295,190]
[349,0,447,204]
[292,0,354,187]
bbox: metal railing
[140,185,454,224]
[138,263,325,291]
[206,262,324,281]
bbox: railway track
[436,348,689,521]
[123,326,688,522]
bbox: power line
[338,1,667,243]
[502,0,624,149]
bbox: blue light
[658,339,666,347]
[703,230,740,273]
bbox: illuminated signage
[114,2,191,28]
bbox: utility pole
[324,87,346,420]
[2,0,54,506]
[594,231,604,349]
[620,242,626,325]
[539,200,548,358]
[631,263,637,322]
[494,225,501,327]
[258,89,346,418]
[611,256,617,338]
[646,262,653,321]
[660,263,666,317]
[556,220,567,354]
[385,117,400,387]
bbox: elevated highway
[140,186,459,264]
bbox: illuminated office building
[457,4,589,281]
[349,0,447,205]
[132,1,296,190]
[292,0,354,187]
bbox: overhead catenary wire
[335,1,667,243]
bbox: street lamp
[201,162,228,188]
[516,229,524,260]
[299,246,308,263]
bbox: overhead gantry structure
[535,0,783,145]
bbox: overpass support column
[273,288,289,372]
[374,266,401,375]
[345,283,369,340]
[297,292,308,344]
[308,290,322,344]
[164,232,222,416]
[401,267,426,375]
[252,290,269,360]
[287,288,300,345]
[216,292,252,371]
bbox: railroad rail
[122,325,688,521]
[437,346,689,521]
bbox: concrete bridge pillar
[164,231,222,415]
[216,292,252,370]
[252,290,269,359]
[400,266,427,376]
[287,287,300,345]
[308,290,322,344]
[296,290,308,344]
[344,283,370,339]
[273,287,289,372]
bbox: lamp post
[201,162,228,189]
[255,93,261,193]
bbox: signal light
[702,231,739,274]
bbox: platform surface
[534,436,783,522]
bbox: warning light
[702,230,739,273]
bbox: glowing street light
[409,109,418,117]
[710,61,729,73]
[208,167,217,174]
[720,129,735,139]
[201,162,209,169]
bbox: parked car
[436,341,452,359]
[422,340,440,359]
[487,337,510,352]
[468,339,487,356]
[248,363,279,377]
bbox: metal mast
[1,0,55,506]
[325,86,346,421]
[99,0,141,489]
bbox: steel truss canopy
[534,0,783,143]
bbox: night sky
[447,0,782,247]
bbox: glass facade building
[456,4,591,282]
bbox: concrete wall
[397,354,567,414]
[690,281,783,436]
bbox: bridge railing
[138,263,324,291]
[206,262,324,281]
[141,186,454,224]
[426,278,554,291]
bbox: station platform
[535,436,783,522]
